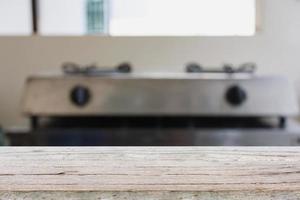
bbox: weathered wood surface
[1,147,300,199]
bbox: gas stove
[16,63,300,146]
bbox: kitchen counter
[0,147,300,199]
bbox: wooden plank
[0,147,300,199]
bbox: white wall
[0,0,300,128]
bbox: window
[39,0,86,35]
[0,0,32,35]
[109,0,256,36]
[87,0,109,34]
[39,0,110,35]
[0,0,256,36]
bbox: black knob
[70,86,91,107]
[226,85,247,106]
[186,63,203,73]
[117,63,132,73]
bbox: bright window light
[39,0,86,35]
[38,0,256,36]
[0,0,32,36]
[110,0,256,36]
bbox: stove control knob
[70,86,91,107]
[226,85,247,106]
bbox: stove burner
[186,63,256,74]
[62,62,133,76]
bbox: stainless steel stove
[17,63,300,146]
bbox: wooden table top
[1,147,300,199]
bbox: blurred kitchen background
[1,0,300,146]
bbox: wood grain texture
[0,147,300,199]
